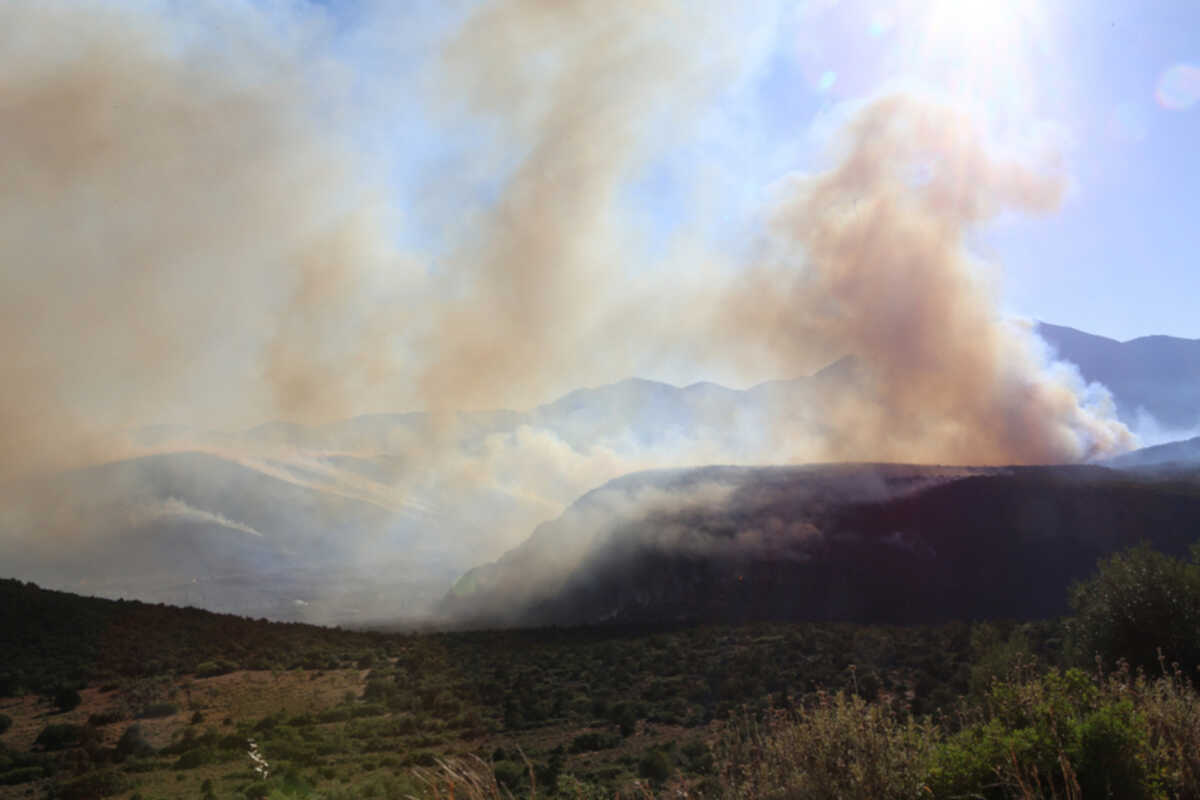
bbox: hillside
[441,462,1200,628]
[0,368,846,624]
[0,453,459,624]
[6,321,1200,627]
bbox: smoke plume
[0,0,402,480]
[0,1,1141,622]
[722,94,1135,464]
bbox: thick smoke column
[724,95,1135,464]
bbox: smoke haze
[721,95,1136,464]
[0,0,1139,619]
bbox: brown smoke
[0,0,1132,491]
[0,0,400,480]
[722,94,1135,464]
[418,0,736,417]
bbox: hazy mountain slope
[0,452,458,622]
[1038,322,1200,429]
[441,463,1200,628]
[12,320,1199,626]
[1105,436,1200,470]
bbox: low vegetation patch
[3,541,1200,797]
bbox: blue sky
[337,0,1198,343]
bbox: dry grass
[0,667,367,753]
[714,690,937,800]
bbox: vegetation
[1068,543,1200,673]
[4,539,1200,797]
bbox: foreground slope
[442,463,1200,628]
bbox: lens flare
[1156,64,1200,110]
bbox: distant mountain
[3,368,853,624]
[1105,436,1200,470]
[440,462,1200,628]
[1037,323,1200,430]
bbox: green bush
[493,760,527,793]
[34,723,87,751]
[58,769,130,799]
[638,749,672,784]
[927,668,1155,800]
[1069,543,1200,672]
[174,747,218,769]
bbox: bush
[88,709,126,727]
[928,668,1156,800]
[138,702,179,719]
[53,687,82,712]
[570,731,621,753]
[58,769,130,800]
[34,723,87,751]
[116,724,153,759]
[174,747,217,770]
[0,714,10,735]
[195,660,237,678]
[1069,543,1200,672]
[493,760,527,793]
[637,749,672,785]
[0,766,44,785]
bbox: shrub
[58,769,130,800]
[928,668,1156,800]
[34,723,87,751]
[0,766,45,785]
[316,707,351,724]
[174,747,217,770]
[570,731,621,753]
[138,702,179,719]
[53,687,82,712]
[637,749,672,785]
[88,709,126,727]
[1069,543,1200,672]
[493,759,527,793]
[116,724,153,759]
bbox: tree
[1069,543,1200,672]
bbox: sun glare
[911,0,1048,119]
